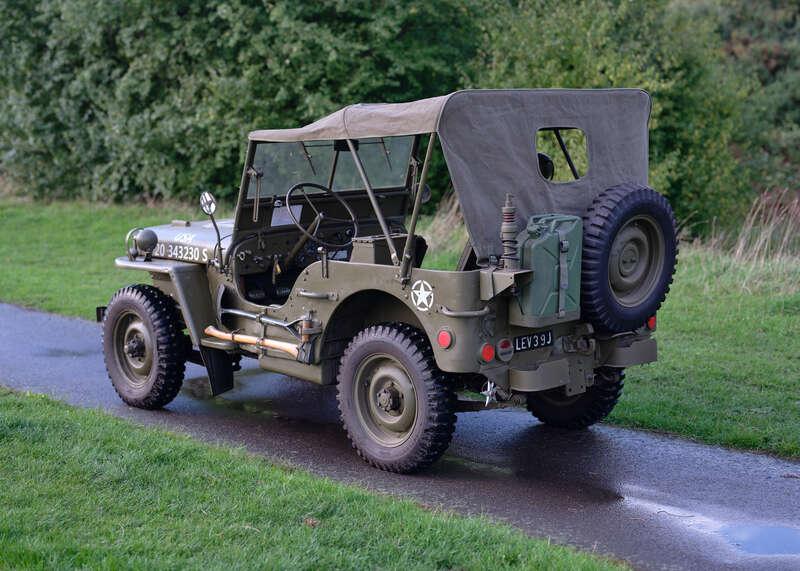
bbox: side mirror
[200,191,223,269]
[200,191,217,216]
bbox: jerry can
[509,214,582,328]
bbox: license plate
[514,330,554,352]
[153,242,210,263]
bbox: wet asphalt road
[1,302,799,570]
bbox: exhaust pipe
[204,326,299,359]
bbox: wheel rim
[113,310,153,387]
[353,354,417,447]
[608,215,665,308]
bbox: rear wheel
[337,323,456,473]
[526,367,624,429]
[102,284,187,409]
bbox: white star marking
[411,280,434,312]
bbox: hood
[145,219,233,263]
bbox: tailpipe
[204,326,299,359]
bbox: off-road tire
[337,323,457,473]
[582,183,678,333]
[526,367,624,429]
[102,284,187,409]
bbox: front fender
[114,257,214,346]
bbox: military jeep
[99,89,677,473]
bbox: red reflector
[437,329,453,349]
[496,338,514,362]
[646,315,657,330]
[480,343,495,362]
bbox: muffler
[204,325,299,359]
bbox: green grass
[0,388,621,570]
[609,246,800,457]
[1,200,798,458]
[0,200,201,318]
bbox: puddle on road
[719,524,800,556]
[624,490,800,557]
[213,397,276,417]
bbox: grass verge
[0,200,199,318]
[0,388,621,570]
[1,199,798,457]
[610,245,800,456]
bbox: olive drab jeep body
[99,89,678,473]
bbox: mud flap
[199,347,234,396]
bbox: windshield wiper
[378,137,392,171]
[247,166,264,222]
[298,142,317,176]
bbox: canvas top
[249,89,652,260]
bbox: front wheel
[526,367,624,429]
[337,323,456,473]
[102,284,187,409]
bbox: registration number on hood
[153,242,209,263]
[514,330,554,352]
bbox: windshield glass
[247,136,414,199]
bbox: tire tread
[336,322,456,473]
[102,284,186,409]
[581,183,678,333]
[526,367,624,429]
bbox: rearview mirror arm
[209,212,224,270]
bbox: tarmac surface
[1,301,799,570]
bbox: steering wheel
[285,182,359,249]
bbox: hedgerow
[0,1,480,201]
[0,0,771,231]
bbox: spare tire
[581,183,678,333]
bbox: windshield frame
[241,136,418,204]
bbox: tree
[471,0,752,229]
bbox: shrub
[470,0,753,231]
[715,0,800,192]
[0,1,481,202]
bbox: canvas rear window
[535,128,588,182]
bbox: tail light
[437,329,454,349]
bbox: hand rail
[297,289,338,301]
[439,305,490,318]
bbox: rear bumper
[602,337,657,368]
[507,337,657,393]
